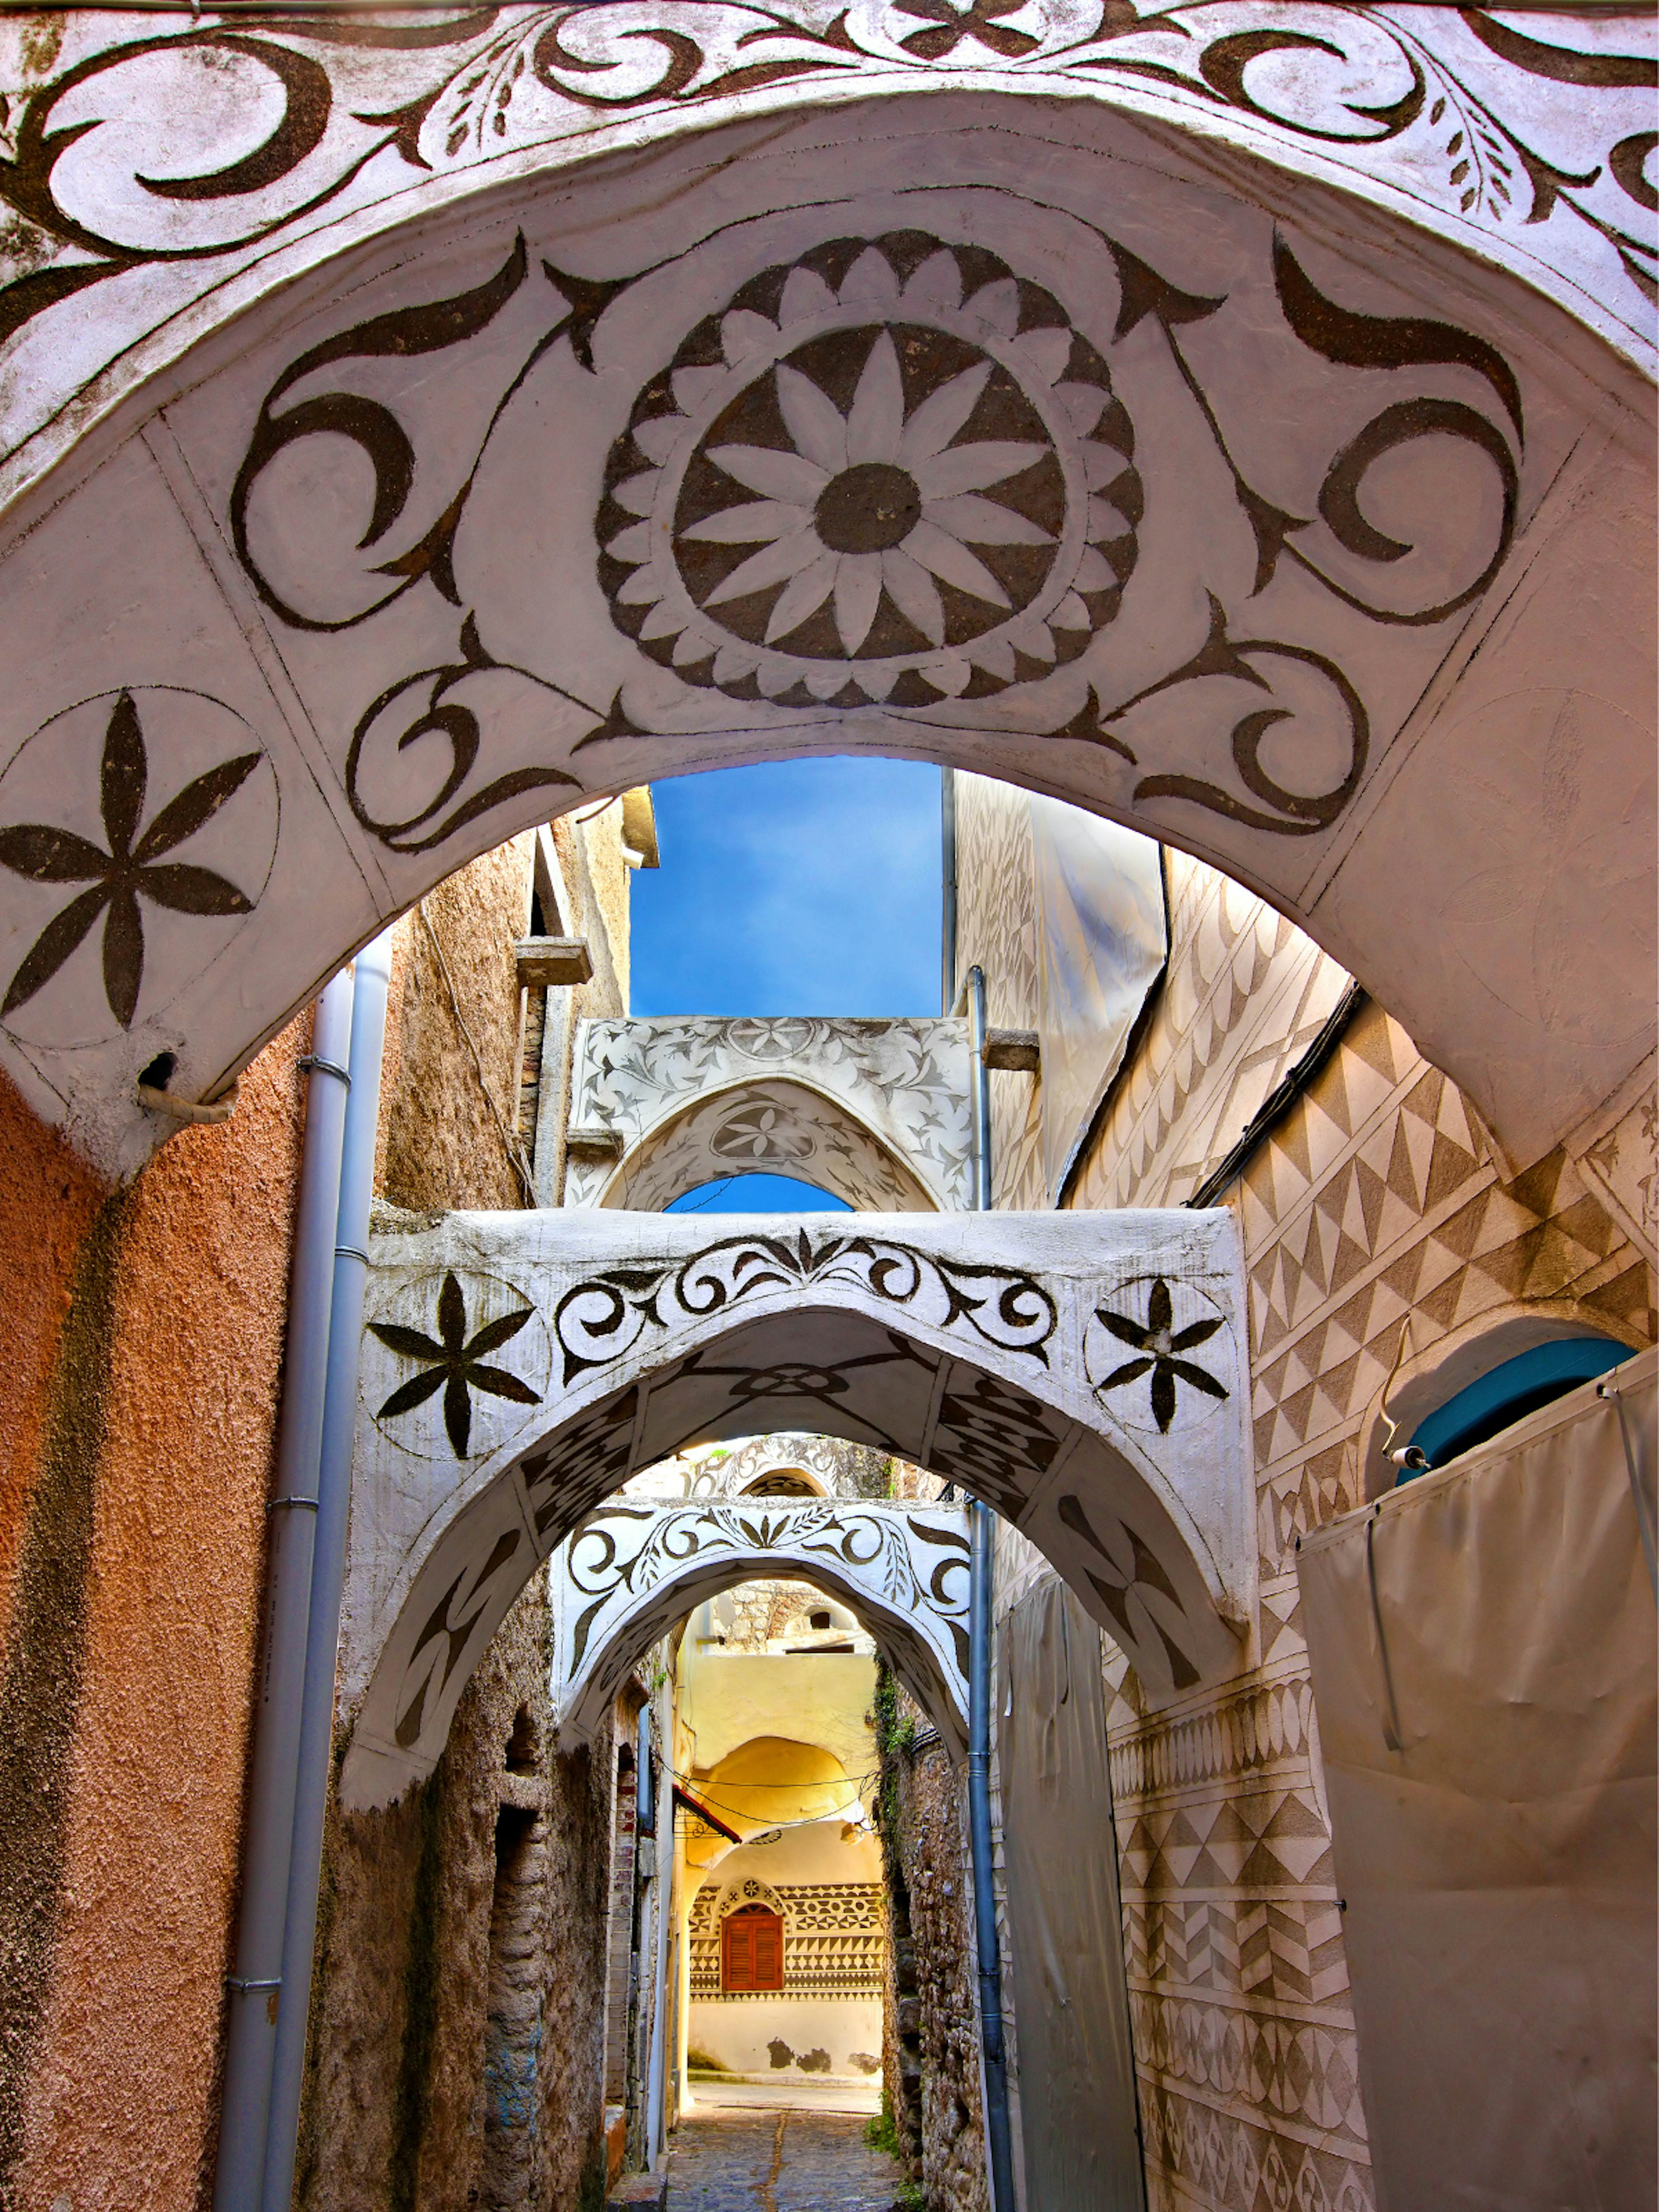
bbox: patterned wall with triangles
[956,782,1655,2212]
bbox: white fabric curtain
[1297,1348,1657,2212]
[998,1577,1146,2211]
[1030,798,1165,1204]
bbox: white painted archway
[339,1203,1250,1803]
[566,1015,971,1209]
[551,1498,972,1754]
[0,25,1649,1186]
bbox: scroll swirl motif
[563,1499,972,1673]
[0,5,1648,382]
[552,1228,1058,1383]
[1081,234,1523,835]
[217,196,1532,853]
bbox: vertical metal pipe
[213,970,354,2212]
[964,956,1015,2209]
[941,766,958,1017]
[969,1500,1017,2212]
[643,1697,672,2165]
[966,964,992,1216]
[261,928,395,2212]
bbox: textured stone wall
[305,811,635,2210]
[481,1803,547,2209]
[378,832,536,1214]
[0,1015,308,2212]
[299,1579,614,2212]
[875,1674,988,2212]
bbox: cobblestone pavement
[668,2106,902,2210]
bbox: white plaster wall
[680,1652,879,1793]
[710,1820,883,1889]
[686,1997,884,2082]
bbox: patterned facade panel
[1236,1001,1655,1579]
[1071,854,1354,1214]
[1059,845,1653,2212]
[1138,2082,1376,2212]
[689,1880,886,1999]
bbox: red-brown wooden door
[722,1904,783,1992]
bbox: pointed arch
[552,1499,972,1756]
[337,1204,1252,1805]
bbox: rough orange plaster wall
[0,1076,108,1651]
[13,1015,308,2212]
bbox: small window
[741,1470,821,1498]
[722,1904,784,1992]
[809,1610,833,1631]
[1401,1335,1631,1481]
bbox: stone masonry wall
[305,812,636,2211]
[876,1671,988,2212]
[299,1578,614,2212]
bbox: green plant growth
[864,2091,900,2155]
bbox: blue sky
[631,756,941,1212]
[632,756,941,1017]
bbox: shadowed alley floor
[667,2104,903,2210]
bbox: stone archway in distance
[550,1496,973,1757]
[338,1203,1251,1805]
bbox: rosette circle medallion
[0,10,1647,1183]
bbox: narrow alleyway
[668,2101,903,2211]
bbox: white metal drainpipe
[213,970,355,2212]
[262,927,395,2212]
[962,963,1017,2212]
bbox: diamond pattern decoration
[956,822,1651,2212]
[1239,999,1654,1577]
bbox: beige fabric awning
[1297,1347,1657,2212]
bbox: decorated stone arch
[339,1201,1252,1804]
[550,1495,973,1754]
[0,9,1649,1189]
[565,1014,973,1209]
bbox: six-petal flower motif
[0,690,259,1028]
[371,1270,543,1457]
[1092,1275,1228,1435]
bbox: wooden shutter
[751,1910,783,1991]
[722,1905,783,1993]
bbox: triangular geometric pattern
[1136,2077,1375,2212]
[1097,976,1649,2212]
[967,832,1653,2212]
[1242,999,1653,1580]
[1066,853,1356,1217]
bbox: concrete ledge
[607,2171,667,2209]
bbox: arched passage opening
[587,1077,944,1212]
[552,1497,971,1756]
[0,75,1647,1189]
[339,1202,1251,1806]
